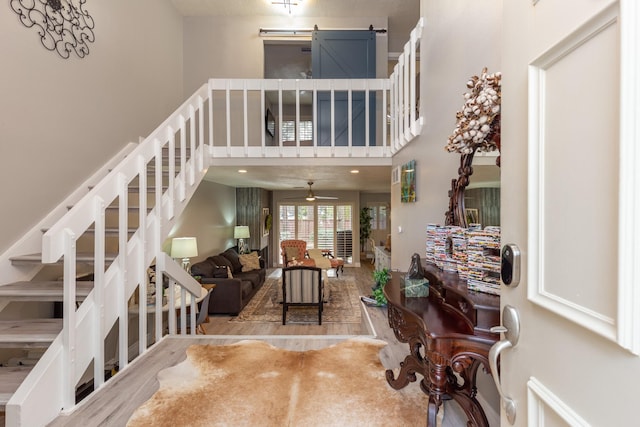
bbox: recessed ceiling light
[238,169,247,173]
[350,170,359,174]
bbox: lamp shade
[234,226,250,239]
[170,237,198,258]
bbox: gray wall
[183,15,388,93]
[0,0,184,253]
[391,0,502,269]
[164,181,237,264]
[390,0,503,415]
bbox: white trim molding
[528,2,639,355]
[617,0,640,355]
[527,377,590,426]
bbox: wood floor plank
[46,263,481,427]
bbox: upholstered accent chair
[280,239,313,267]
[282,266,324,325]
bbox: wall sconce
[234,226,251,254]
[171,237,198,272]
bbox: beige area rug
[127,338,428,427]
[232,274,362,324]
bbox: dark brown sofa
[190,248,266,315]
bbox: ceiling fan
[290,181,338,201]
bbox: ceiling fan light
[306,196,316,201]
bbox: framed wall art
[401,160,416,203]
[262,208,272,236]
[391,166,401,185]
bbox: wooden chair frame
[282,266,324,325]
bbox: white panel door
[499,0,640,425]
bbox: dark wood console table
[384,268,499,426]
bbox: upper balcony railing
[207,17,423,160]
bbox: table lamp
[170,237,198,271]
[234,226,250,254]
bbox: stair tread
[0,319,62,344]
[0,281,93,301]
[9,253,117,264]
[0,366,32,407]
[41,227,137,234]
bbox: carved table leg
[424,362,448,427]
[447,359,489,427]
[385,353,421,389]
[427,393,443,427]
[448,391,489,427]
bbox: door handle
[489,305,520,425]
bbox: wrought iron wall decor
[10,0,95,59]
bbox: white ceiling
[171,0,419,194]
[204,165,392,192]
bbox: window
[317,205,335,250]
[297,205,314,248]
[282,120,313,142]
[279,205,296,241]
[278,203,353,264]
[368,204,388,231]
[336,205,353,261]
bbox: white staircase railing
[4,17,423,426]
[6,84,210,426]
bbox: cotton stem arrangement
[445,67,501,154]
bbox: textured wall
[165,181,237,264]
[0,0,184,253]
[391,0,502,269]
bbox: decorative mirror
[444,68,501,228]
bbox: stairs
[0,82,211,426]
[0,280,93,414]
[0,166,165,421]
[0,159,166,418]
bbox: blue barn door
[312,30,376,146]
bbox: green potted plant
[360,207,373,252]
[371,268,390,306]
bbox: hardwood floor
[203,265,373,337]
[46,262,487,426]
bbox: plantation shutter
[317,205,335,250]
[277,203,354,265]
[370,206,378,230]
[336,205,353,261]
[279,205,296,264]
[297,205,314,249]
[378,205,388,230]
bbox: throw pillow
[239,251,261,272]
[212,255,232,270]
[190,259,215,278]
[307,248,324,260]
[212,266,229,278]
[222,249,243,274]
[285,246,299,261]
